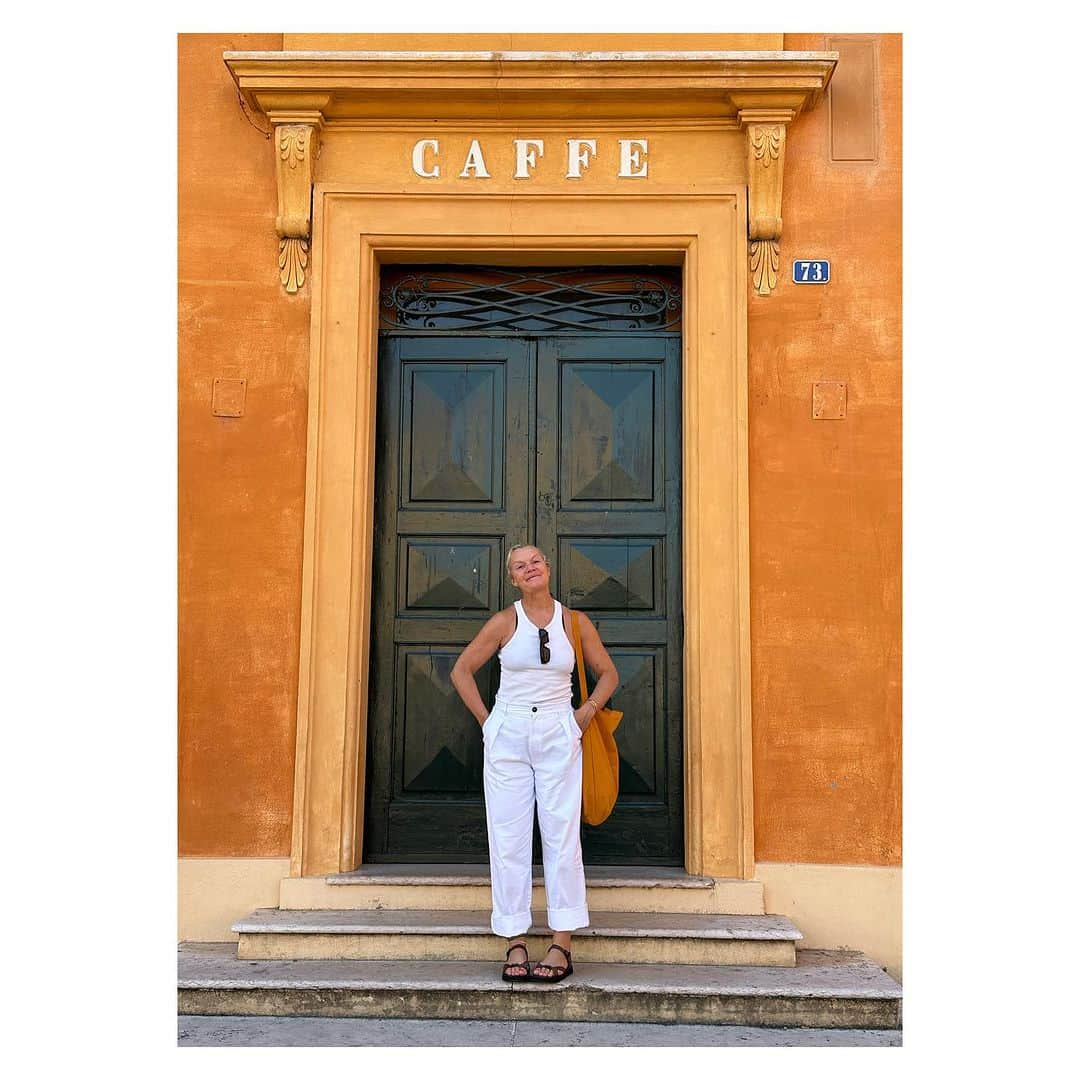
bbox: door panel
[402,363,504,505]
[560,363,662,506]
[537,337,683,864]
[609,648,663,795]
[559,536,665,615]
[400,537,500,613]
[365,332,682,864]
[365,337,531,861]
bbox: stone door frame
[289,189,754,880]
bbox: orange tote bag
[571,611,622,826]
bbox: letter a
[459,139,491,179]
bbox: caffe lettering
[411,138,649,180]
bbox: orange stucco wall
[749,34,901,865]
[178,33,308,856]
[177,33,901,866]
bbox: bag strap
[570,610,592,705]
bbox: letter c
[412,139,440,179]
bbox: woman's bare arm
[571,611,620,731]
[450,609,513,725]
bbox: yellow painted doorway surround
[223,49,837,881]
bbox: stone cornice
[223,50,837,122]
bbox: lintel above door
[222,50,837,297]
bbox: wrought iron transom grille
[379,266,681,334]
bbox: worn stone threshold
[325,864,717,889]
[232,908,801,940]
[180,944,899,1000]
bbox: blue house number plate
[793,260,830,284]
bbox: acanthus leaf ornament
[749,125,783,167]
[749,239,780,296]
[278,126,309,170]
[739,111,791,297]
[279,237,310,294]
[271,118,322,294]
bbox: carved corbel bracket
[269,113,323,293]
[738,109,794,297]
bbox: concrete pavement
[178,1015,902,1046]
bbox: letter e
[618,139,649,179]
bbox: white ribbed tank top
[495,599,575,707]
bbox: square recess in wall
[813,381,847,419]
[212,377,246,417]
[827,35,879,163]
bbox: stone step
[233,908,801,966]
[280,864,765,915]
[179,943,901,1030]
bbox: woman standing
[450,543,619,983]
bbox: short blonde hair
[506,544,548,583]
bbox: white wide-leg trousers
[482,700,590,938]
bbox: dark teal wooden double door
[364,332,683,864]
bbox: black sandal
[502,940,531,982]
[530,943,573,984]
